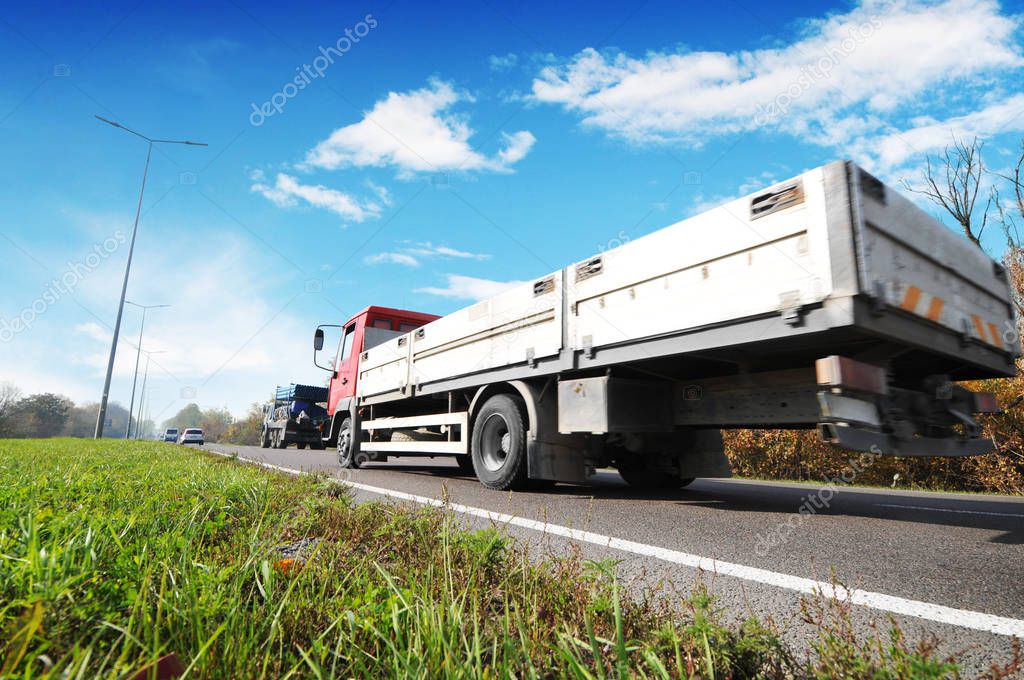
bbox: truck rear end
[261,384,330,450]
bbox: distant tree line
[218,403,265,446]
[0,382,241,443]
[0,384,138,439]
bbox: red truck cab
[315,305,439,427]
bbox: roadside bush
[725,369,1024,494]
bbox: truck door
[333,321,360,403]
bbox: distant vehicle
[162,428,179,443]
[178,428,204,445]
[261,384,329,450]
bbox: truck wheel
[337,417,361,469]
[471,394,528,490]
[617,455,694,490]
[260,428,271,449]
[297,442,307,450]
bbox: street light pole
[93,116,206,438]
[124,302,169,438]
[135,349,165,440]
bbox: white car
[178,428,204,445]
[163,428,179,443]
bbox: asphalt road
[205,442,1024,674]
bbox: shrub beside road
[0,439,1006,678]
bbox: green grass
[0,439,1003,678]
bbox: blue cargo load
[275,383,329,403]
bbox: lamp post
[124,302,169,438]
[135,349,166,439]
[93,116,206,438]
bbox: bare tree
[994,142,1024,321]
[903,136,991,249]
[995,141,1024,245]
[0,382,22,437]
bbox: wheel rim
[479,413,511,473]
[338,426,351,463]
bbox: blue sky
[2,0,1023,422]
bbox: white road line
[213,450,1024,639]
[875,503,1024,518]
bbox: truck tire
[337,417,361,469]
[455,455,475,473]
[471,394,528,490]
[260,427,271,449]
[297,442,307,450]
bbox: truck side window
[372,318,392,329]
[398,322,419,333]
[338,324,356,364]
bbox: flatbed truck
[260,384,329,450]
[311,161,1016,490]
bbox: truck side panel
[358,274,564,398]
[358,336,409,400]
[410,275,563,389]
[354,161,1017,408]
[567,166,835,351]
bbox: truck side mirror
[314,328,325,351]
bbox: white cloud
[416,274,524,301]
[497,130,536,165]
[366,180,393,206]
[365,241,491,267]
[74,321,109,343]
[365,252,420,267]
[855,94,1024,172]
[531,0,1022,148]
[1,208,330,420]
[45,229,320,419]
[303,80,535,176]
[251,171,382,222]
[489,53,518,71]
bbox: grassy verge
[0,439,1013,678]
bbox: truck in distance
[260,384,330,450]
[311,160,1016,491]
